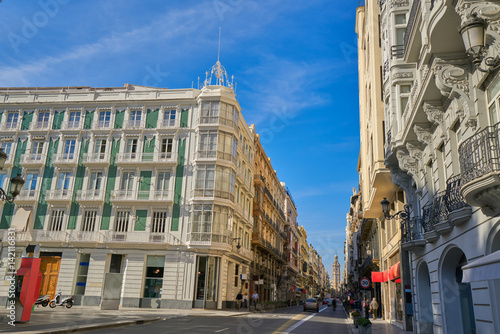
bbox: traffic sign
[360,277,371,289]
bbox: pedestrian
[370,298,379,320]
[236,291,243,310]
[243,292,248,309]
[252,291,259,308]
[363,299,370,319]
[332,298,336,311]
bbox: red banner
[389,262,401,281]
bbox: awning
[389,262,401,281]
[462,250,500,283]
[10,208,31,231]
[372,272,385,283]
[383,270,389,282]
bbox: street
[85,305,349,334]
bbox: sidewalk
[0,305,252,333]
[343,307,413,334]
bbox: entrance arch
[440,246,476,334]
[416,261,433,334]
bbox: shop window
[75,254,90,295]
[143,256,165,298]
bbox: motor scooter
[34,294,51,307]
[49,292,74,308]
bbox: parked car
[322,299,328,305]
[303,298,319,312]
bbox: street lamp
[459,14,500,72]
[380,197,410,220]
[230,237,241,250]
[0,147,25,203]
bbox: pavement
[0,304,415,333]
[342,307,413,334]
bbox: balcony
[2,230,33,243]
[67,231,104,245]
[430,191,452,235]
[422,202,438,242]
[445,174,471,226]
[459,123,500,215]
[82,152,110,166]
[187,232,230,249]
[20,153,47,167]
[60,120,83,131]
[111,190,173,203]
[15,190,40,204]
[191,189,234,202]
[76,189,105,204]
[401,217,426,251]
[92,120,113,130]
[123,119,145,130]
[34,230,68,245]
[404,0,421,62]
[103,231,181,248]
[0,122,20,132]
[157,118,180,129]
[29,121,51,131]
[53,153,78,166]
[115,152,176,165]
[45,189,73,204]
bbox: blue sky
[0,0,360,278]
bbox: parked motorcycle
[34,295,51,307]
[49,292,74,308]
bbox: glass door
[194,256,219,309]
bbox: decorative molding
[413,124,433,146]
[389,0,410,8]
[432,59,469,97]
[390,167,412,194]
[424,101,445,127]
[406,142,424,173]
[396,150,418,177]
[466,116,478,129]
[392,72,413,80]
[456,1,500,34]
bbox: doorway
[193,256,219,309]
[39,252,62,299]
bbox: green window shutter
[0,138,28,229]
[142,136,155,161]
[101,138,120,230]
[114,109,125,129]
[34,138,59,229]
[67,140,89,230]
[138,171,152,200]
[171,138,186,231]
[146,109,159,129]
[84,110,95,129]
[52,110,65,130]
[180,109,189,127]
[135,210,148,231]
[21,111,33,130]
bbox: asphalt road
[86,305,351,334]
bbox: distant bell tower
[332,253,341,296]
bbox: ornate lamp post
[0,147,25,203]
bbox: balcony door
[138,171,151,200]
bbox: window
[219,103,238,128]
[152,211,168,233]
[198,131,217,159]
[74,254,90,295]
[82,210,97,232]
[487,76,500,126]
[98,110,111,128]
[234,264,239,287]
[24,173,38,196]
[63,139,76,159]
[212,205,230,243]
[399,84,411,114]
[67,111,81,128]
[109,254,123,273]
[201,101,219,124]
[89,171,104,193]
[5,112,19,129]
[57,171,72,194]
[31,141,44,160]
[394,13,406,59]
[143,256,165,298]
[125,138,138,158]
[129,110,142,128]
[160,138,173,159]
[1,142,13,157]
[163,109,176,127]
[452,121,462,143]
[217,132,236,162]
[114,211,130,232]
[0,174,5,190]
[191,204,213,242]
[120,172,135,193]
[156,172,170,196]
[195,165,215,197]
[36,112,50,128]
[214,165,236,200]
[93,139,107,159]
[49,209,65,231]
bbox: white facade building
[0,64,256,309]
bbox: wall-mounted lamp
[230,237,241,249]
[0,147,25,203]
[380,197,410,220]
[460,14,500,72]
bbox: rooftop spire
[200,27,235,90]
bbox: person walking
[363,299,370,319]
[370,298,379,320]
[236,291,243,310]
[252,291,259,309]
[243,292,248,309]
[332,298,336,311]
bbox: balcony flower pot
[357,317,372,334]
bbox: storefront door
[39,255,62,299]
[193,256,219,309]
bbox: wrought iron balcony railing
[402,217,424,243]
[404,0,421,54]
[445,174,469,212]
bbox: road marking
[215,328,229,332]
[272,306,328,334]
